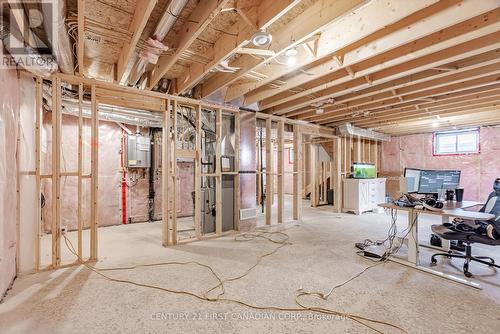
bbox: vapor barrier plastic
[18,75,37,273]
[0,44,20,296]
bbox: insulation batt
[381,128,500,201]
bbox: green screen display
[352,163,376,179]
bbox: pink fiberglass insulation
[0,50,19,298]
[41,115,163,232]
[380,126,500,201]
[177,161,195,217]
[381,137,400,172]
[274,147,295,195]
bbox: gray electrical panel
[126,135,151,168]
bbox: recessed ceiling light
[251,31,272,47]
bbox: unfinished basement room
[1,0,500,333]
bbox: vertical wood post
[265,118,272,225]
[215,108,222,235]
[162,99,171,246]
[194,104,202,237]
[293,125,302,221]
[35,77,42,270]
[77,83,83,260]
[90,84,98,261]
[277,121,284,223]
[234,111,240,230]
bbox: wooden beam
[334,137,342,212]
[77,82,83,260]
[171,100,178,244]
[149,0,232,89]
[77,0,85,75]
[350,84,500,126]
[284,50,500,118]
[194,104,202,237]
[293,125,302,220]
[116,0,157,84]
[355,96,500,128]
[90,84,98,261]
[375,108,500,135]
[262,7,500,111]
[35,77,42,270]
[177,0,301,94]
[234,111,241,230]
[310,143,317,207]
[318,70,500,124]
[240,0,461,105]
[265,118,272,225]
[277,120,284,223]
[199,0,364,99]
[302,61,500,122]
[270,29,500,115]
[215,108,222,235]
[162,100,171,246]
[51,78,62,267]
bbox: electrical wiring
[62,226,408,334]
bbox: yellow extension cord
[62,227,407,334]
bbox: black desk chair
[430,179,500,277]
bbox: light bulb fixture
[284,48,298,57]
[316,108,324,114]
[286,56,297,66]
[432,121,439,128]
[251,31,273,47]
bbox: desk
[378,201,495,289]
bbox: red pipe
[121,128,127,224]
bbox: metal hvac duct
[336,123,391,141]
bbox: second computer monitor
[418,170,461,194]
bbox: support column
[293,125,302,221]
[90,84,98,261]
[51,77,62,267]
[194,104,202,237]
[277,121,284,223]
[265,118,272,225]
[215,108,222,235]
[162,100,171,246]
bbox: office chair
[430,178,500,277]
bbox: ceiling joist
[148,0,233,90]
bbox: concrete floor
[1,196,499,333]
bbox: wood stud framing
[90,84,98,260]
[35,77,42,270]
[77,83,83,260]
[215,109,222,235]
[277,121,284,223]
[21,70,384,277]
[51,77,62,267]
[265,118,272,225]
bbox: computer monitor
[418,170,461,194]
[404,168,421,193]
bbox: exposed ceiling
[9,0,500,135]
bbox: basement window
[433,128,480,156]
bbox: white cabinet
[343,178,386,215]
